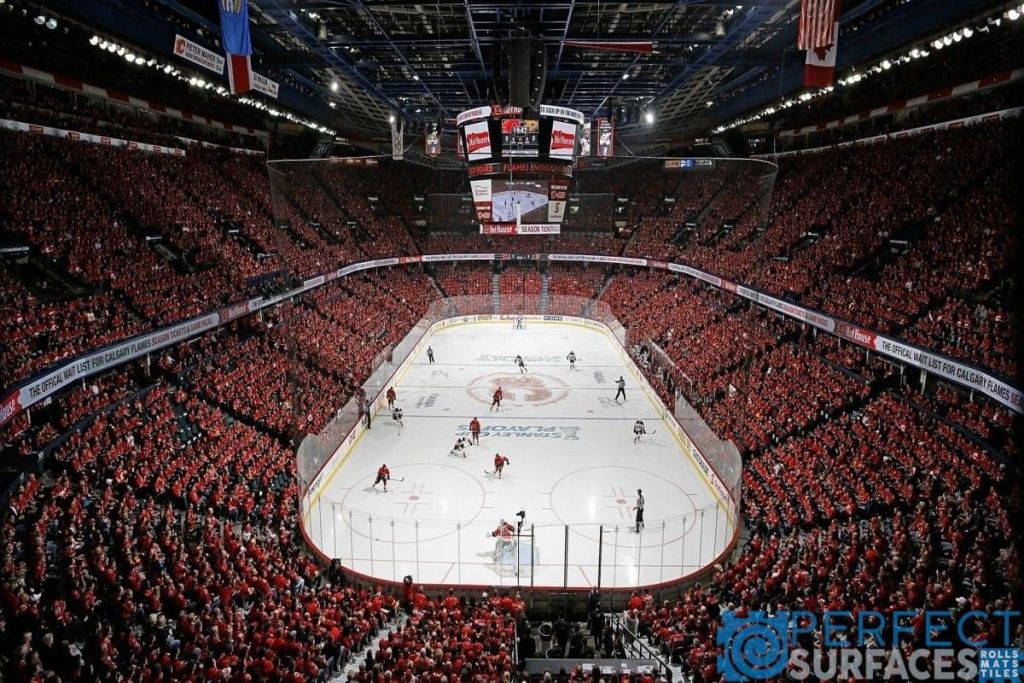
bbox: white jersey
[633,421,645,434]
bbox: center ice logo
[467,372,570,408]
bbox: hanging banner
[456,129,464,158]
[218,0,253,95]
[580,120,592,156]
[390,119,404,160]
[596,118,614,157]
[172,35,225,75]
[425,122,440,157]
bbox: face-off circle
[467,372,570,408]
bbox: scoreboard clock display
[501,119,540,157]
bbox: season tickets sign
[501,119,539,157]
[549,120,576,160]
[464,121,491,160]
[480,223,562,235]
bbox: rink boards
[300,314,738,590]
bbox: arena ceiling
[76,0,1005,141]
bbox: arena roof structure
[41,0,1009,140]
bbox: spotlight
[34,14,44,24]
[116,46,126,56]
[942,35,952,45]
[644,110,655,124]
[952,30,962,42]
[932,39,943,49]
[621,73,629,80]
[909,48,920,58]
[107,43,117,53]
[45,17,56,29]
[412,74,419,81]
[89,35,100,46]
[135,56,147,65]
[1008,8,1020,20]
[962,27,973,37]
[388,113,396,124]
[125,51,136,62]
[330,80,339,92]
[881,59,891,69]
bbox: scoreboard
[458,105,584,235]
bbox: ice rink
[304,320,734,589]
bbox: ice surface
[305,320,732,589]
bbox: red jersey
[470,419,481,433]
[386,388,396,401]
[493,388,503,400]
[493,454,508,468]
[377,466,390,478]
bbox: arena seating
[0,63,1019,683]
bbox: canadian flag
[226,53,253,95]
[804,22,839,88]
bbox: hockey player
[386,387,397,410]
[633,419,646,444]
[491,519,516,561]
[427,346,435,364]
[469,417,482,445]
[372,463,390,492]
[493,453,510,479]
[490,386,503,412]
[567,351,577,371]
[450,436,470,457]
[514,354,527,373]
[392,407,404,427]
[633,489,645,532]
[614,376,626,403]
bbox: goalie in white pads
[491,519,516,561]
[633,419,646,444]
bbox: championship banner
[456,129,464,158]
[580,120,592,156]
[390,118,404,160]
[172,34,225,75]
[549,120,576,160]
[596,118,614,157]
[219,0,253,95]
[425,123,440,157]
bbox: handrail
[2,251,1020,430]
[605,610,673,674]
